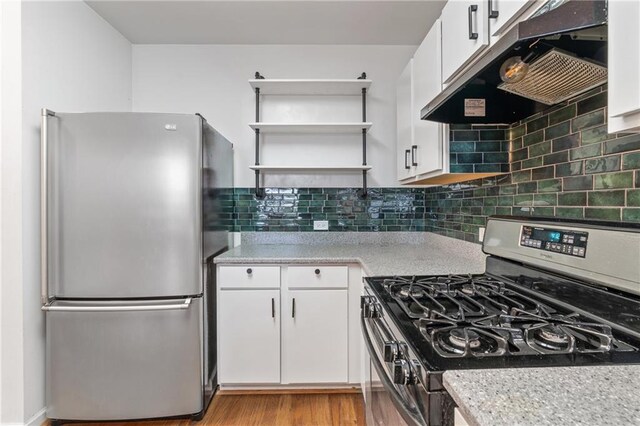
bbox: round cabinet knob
[314,269,321,275]
[246,268,253,275]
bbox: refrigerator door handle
[40,108,56,306]
[42,298,193,312]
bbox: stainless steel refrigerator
[41,111,233,422]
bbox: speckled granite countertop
[214,232,487,276]
[444,365,640,426]
[216,233,640,424]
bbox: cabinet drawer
[218,266,280,288]
[287,266,348,289]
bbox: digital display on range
[532,229,562,243]
[520,226,589,258]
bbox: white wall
[1,2,132,423]
[132,44,415,187]
[1,1,24,423]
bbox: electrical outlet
[478,227,486,243]
[313,220,329,231]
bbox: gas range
[361,216,640,425]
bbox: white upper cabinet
[441,0,489,84]
[412,20,444,177]
[488,0,535,39]
[413,20,443,111]
[608,0,640,133]
[396,60,414,181]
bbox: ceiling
[85,1,447,45]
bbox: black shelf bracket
[357,79,368,199]
[254,72,265,198]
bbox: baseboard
[26,408,47,426]
[218,386,361,395]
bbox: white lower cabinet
[218,289,280,384]
[282,289,348,384]
[218,264,359,387]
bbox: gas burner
[524,322,575,354]
[396,285,425,299]
[449,328,481,349]
[531,324,572,351]
[537,325,569,344]
[430,325,508,358]
[458,284,475,296]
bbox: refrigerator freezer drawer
[45,298,203,421]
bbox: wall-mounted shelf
[249,122,372,134]
[249,79,372,95]
[250,165,372,171]
[251,72,370,198]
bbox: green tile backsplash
[424,86,640,243]
[226,187,427,232]
[448,125,509,174]
[227,86,640,239]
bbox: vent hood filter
[497,49,607,105]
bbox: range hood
[422,0,607,124]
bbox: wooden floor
[66,392,365,426]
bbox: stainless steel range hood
[421,0,607,124]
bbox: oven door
[361,307,428,426]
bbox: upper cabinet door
[413,19,442,111]
[608,0,640,133]
[396,60,414,181]
[441,0,489,84]
[488,0,534,38]
[413,20,444,176]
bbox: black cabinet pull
[246,268,252,274]
[488,0,499,18]
[271,298,275,318]
[314,269,321,275]
[404,149,411,170]
[468,5,478,40]
[292,298,296,318]
[411,145,418,167]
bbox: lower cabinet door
[219,289,280,384]
[282,289,348,384]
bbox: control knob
[392,359,412,385]
[383,342,399,362]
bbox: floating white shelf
[249,165,372,172]
[249,122,372,134]
[249,79,372,95]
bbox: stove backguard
[483,216,640,296]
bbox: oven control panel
[520,226,589,258]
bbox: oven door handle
[361,316,426,426]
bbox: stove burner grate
[380,274,635,359]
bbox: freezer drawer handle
[41,298,192,312]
